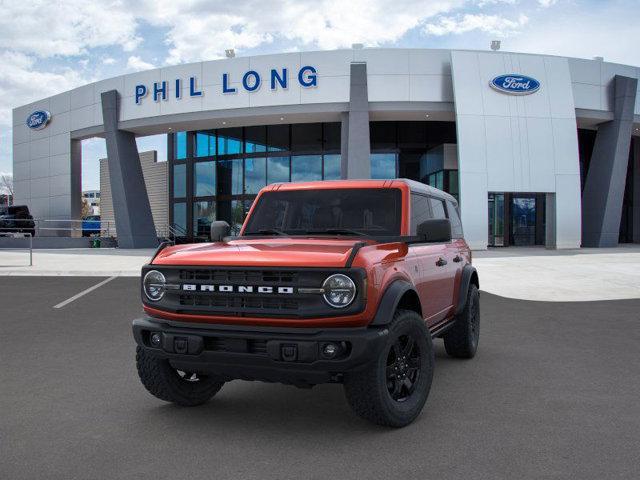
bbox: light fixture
[490,40,501,51]
[280,117,284,121]
[425,114,430,118]
[225,49,235,58]
[222,121,226,125]
[143,270,166,302]
[322,274,356,308]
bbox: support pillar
[342,63,371,179]
[633,139,640,243]
[101,90,157,248]
[582,75,638,247]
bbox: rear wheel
[343,309,434,427]
[443,284,480,358]
[136,347,224,406]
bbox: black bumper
[132,316,388,386]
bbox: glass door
[488,193,505,246]
[510,196,537,246]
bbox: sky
[0,0,638,191]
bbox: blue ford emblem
[26,110,52,130]
[490,74,540,95]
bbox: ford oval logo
[26,110,51,130]
[490,74,540,95]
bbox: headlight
[322,274,356,308]
[143,270,166,301]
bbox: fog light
[150,332,162,348]
[322,343,339,358]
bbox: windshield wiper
[246,228,288,236]
[306,228,367,236]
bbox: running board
[430,319,457,338]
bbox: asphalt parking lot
[1,277,639,480]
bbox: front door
[510,196,537,246]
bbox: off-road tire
[136,346,224,406]
[443,284,480,358]
[343,309,434,427]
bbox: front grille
[144,266,366,319]
[179,293,299,311]
[203,337,268,355]
[179,269,298,284]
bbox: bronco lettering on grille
[181,284,295,294]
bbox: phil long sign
[490,74,540,95]
[135,66,318,105]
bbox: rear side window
[429,198,446,220]
[410,194,432,235]
[446,200,463,238]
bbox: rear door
[409,193,451,325]
[428,196,458,318]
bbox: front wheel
[136,347,224,406]
[343,310,434,427]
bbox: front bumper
[132,316,388,386]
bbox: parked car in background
[0,205,35,236]
[82,215,101,237]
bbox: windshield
[243,188,402,236]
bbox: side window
[429,197,446,220]
[446,200,464,238]
[410,194,432,235]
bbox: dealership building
[11,48,640,249]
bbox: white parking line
[53,276,118,309]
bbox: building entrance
[488,193,546,247]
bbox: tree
[81,198,92,218]
[0,173,13,201]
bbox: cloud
[126,55,156,72]
[136,0,466,64]
[102,57,116,65]
[0,0,141,57]
[538,0,558,7]
[424,13,529,36]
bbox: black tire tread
[136,346,224,406]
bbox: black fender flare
[370,280,418,326]
[455,265,479,315]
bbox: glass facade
[169,123,341,238]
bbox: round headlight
[322,274,356,308]
[143,270,166,301]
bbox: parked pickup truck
[132,179,480,427]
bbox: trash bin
[91,238,101,248]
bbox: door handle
[453,255,463,263]
[436,257,448,267]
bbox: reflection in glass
[173,202,187,233]
[292,123,322,151]
[194,161,216,197]
[291,155,322,182]
[173,163,186,197]
[217,159,243,195]
[193,201,216,237]
[174,131,187,160]
[195,131,215,157]
[245,126,267,153]
[218,200,245,235]
[217,128,242,155]
[267,156,290,184]
[267,124,289,151]
[245,157,266,194]
[323,154,341,180]
[370,153,397,179]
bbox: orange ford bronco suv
[133,179,479,427]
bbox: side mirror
[417,218,451,243]
[210,221,230,242]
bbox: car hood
[152,237,371,268]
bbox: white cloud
[424,13,529,36]
[538,0,558,7]
[135,0,465,64]
[102,57,116,65]
[126,55,156,72]
[0,0,141,57]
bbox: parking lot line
[53,276,118,309]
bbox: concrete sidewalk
[1,245,639,301]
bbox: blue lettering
[175,79,181,99]
[242,70,261,92]
[153,81,167,101]
[222,73,236,93]
[135,85,147,104]
[189,76,202,97]
[270,68,287,90]
[298,66,317,87]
